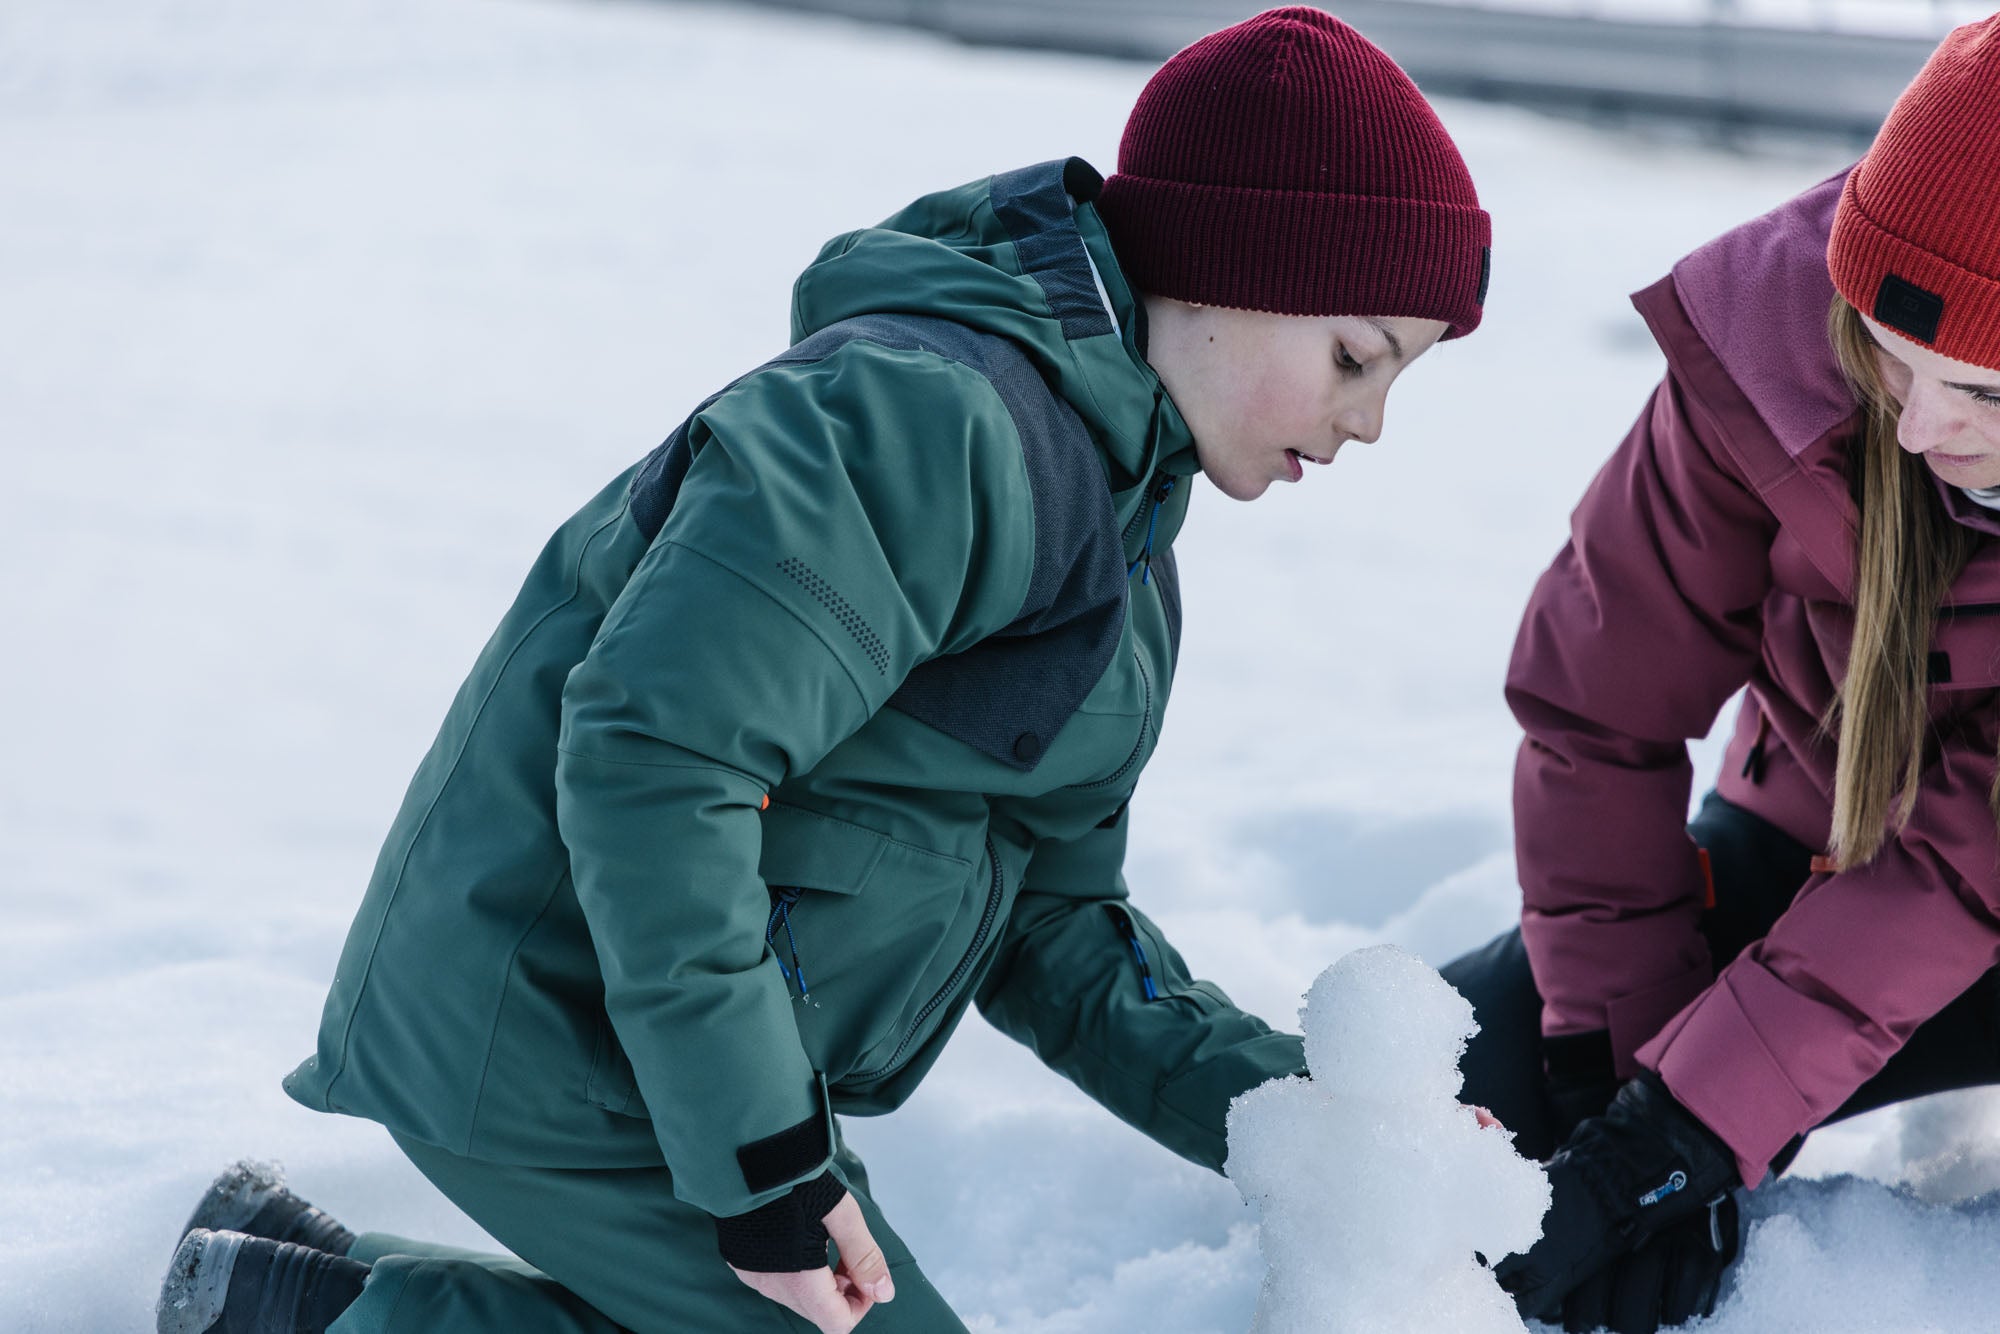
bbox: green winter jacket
[286,158,1307,1221]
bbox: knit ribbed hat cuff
[1098,173,1491,336]
[1830,171,2000,370]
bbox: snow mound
[1708,1173,2000,1332]
[1226,945,1549,1333]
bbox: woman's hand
[1556,1193,1740,1334]
[729,1192,895,1334]
[1495,1074,1737,1320]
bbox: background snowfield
[5,0,2000,1329]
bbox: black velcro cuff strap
[736,1096,834,1197]
[714,1170,845,1272]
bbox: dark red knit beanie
[1096,6,1491,336]
[1829,13,2000,370]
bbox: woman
[1454,17,2000,1334]
[156,10,1493,1333]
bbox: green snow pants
[327,1130,969,1334]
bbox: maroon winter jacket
[1509,170,2000,1186]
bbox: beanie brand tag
[1874,273,1944,344]
[1475,247,1491,307]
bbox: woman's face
[1142,298,1449,501]
[1864,313,2000,489]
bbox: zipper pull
[1637,1169,1688,1209]
[1126,477,1177,586]
[1103,905,1160,1000]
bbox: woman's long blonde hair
[1824,294,1992,869]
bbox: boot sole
[157,1228,243,1334]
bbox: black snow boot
[157,1228,369,1334]
[181,1162,357,1256]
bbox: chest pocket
[584,803,982,1114]
[1930,609,2000,692]
[1770,528,2000,692]
[753,802,991,1084]
[1061,646,1157,794]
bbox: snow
[1720,1175,2000,1333]
[3,0,1999,1330]
[1227,947,1547,1333]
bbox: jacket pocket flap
[1931,612,2000,690]
[758,801,972,896]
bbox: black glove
[1496,1072,1738,1322]
[1559,1192,1741,1333]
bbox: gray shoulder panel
[627,313,1128,773]
[863,315,1128,773]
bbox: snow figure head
[1301,942,1475,1106]
[1227,945,1550,1334]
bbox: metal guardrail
[734,0,1948,137]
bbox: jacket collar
[1634,177,2000,607]
[991,159,1200,488]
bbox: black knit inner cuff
[713,1171,847,1272]
[1542,1029,1615,1088]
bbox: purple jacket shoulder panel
[1647,173,1867,609]
[1667,165,2000,548]
[1634,280,1860,611]
[1669,170,1855,463]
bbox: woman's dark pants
[1444,791,2000,1168]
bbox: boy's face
[1143,298,1449,501]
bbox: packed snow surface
[1228,947,1547,1333]
[6,0,2000,1330]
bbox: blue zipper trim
[1104,904,1161,1001]
[765,887,810,1002]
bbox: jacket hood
[788,158,1200,498]
[1637,169,2000,608]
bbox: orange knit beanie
[1829,14,2000,369]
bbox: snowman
[1227,945,1550,1333]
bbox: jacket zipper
[843,836,1005,1086]
[1120,468,1164,543]
[1065,648,1153,791]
